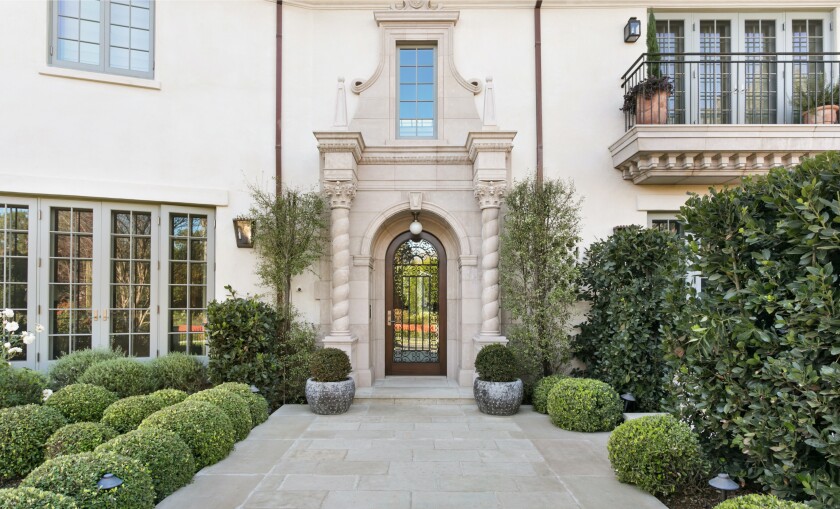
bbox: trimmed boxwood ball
[78,358,154,397]
[0,487,78,508]
[607,414,703,496]
[0,404,67,480]
[187,388,252,441]
[148,353,208,393]
[547,378,623,432]
[474,343,518,382]
[0,366,47,409]
[44,383,119,423]
[45,422,119,459]
[97,427,195,502]
[213,382,269,426]
[310,348,352,382]
[47,348,122,390]
[146,388,188,408]
[138,399,235,470]
[101,396,161,434]
[713,494,810,509]
[532,374,565,414]
[21,451,155,509]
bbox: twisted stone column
[324,181,357,336]
[474,181,505,337]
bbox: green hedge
[187,388,252,441]
[149,353,208,393]
[0,404,67,480]
[45,422,118,459]
[21,451,155,509]
[78,358,154,397]
[139,399,235,470]
[0,366,47,409]
[47,348,122,390]
[607,414,703,496]
[213,383,269,426]
[0,487,78,508]
[97,427,194,502]
[547,378,622,432]
[713,494,810,509]
[666,153,840,507]
[44,384,119,423]
[474,344,518,383]
[146,388,188,408]
[532,375,565,414]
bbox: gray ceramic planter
[474,378,523,416]
[305,377,355,415]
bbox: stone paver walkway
[157,402,666,509]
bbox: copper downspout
[275,0,283,193]
[534,0,544,184]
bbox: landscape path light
[708,473,740,503]
[97,473,123,491]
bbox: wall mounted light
[232,217,255,248]
[624,17,641,43]
[409,212,423,236]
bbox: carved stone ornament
[324,181,357,209]
[392,0,441,10]
[474,181,506,209]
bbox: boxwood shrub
[310,347,351,382]
[77,358,154,397]
[0,366,47,409]
[0,404,67,480]
[0,487,78,508]
[97,427,195,502]
[607,414,703,496]
[547,378,622,432]
[138,399,235,470]
[713,494,810,509]
[47,348,122,390]
[532,375,565,414]
[474,343,518,382]
[146,388,188,408]
[187,388,252,441]
[44,384,119,423]
[148,353,208,393]
[100,396,161,434]
[21,451,155,509]
[45,422,119,459]
[214,382,269,426]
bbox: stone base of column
[472,333,508,351]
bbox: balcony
[610,52,840,184]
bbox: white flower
[35,324,45,333]
[22,332,35,345]
[2,309,13,319]
[42,389,53,401]
[2,342,9,349]
[7,347,22,354]
[4,321,19,333]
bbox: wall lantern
[232,217,255,248]
[624,17,641,43]
[708,473,740,502]
[409,212,423,236]
[97,473,124,490]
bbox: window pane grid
[56,0,101,66]
[168,214,208,356]
[109,211,151,357]
[398,47,435,138]
[0,204,29,360]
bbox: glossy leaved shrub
[100,395,161,434]
[148,353,208,393]
[474,344,518,383]
[145,388,189,408]
[0,487,78,509]
[44,383,119,423]
[77,358,154,397]
[713,494,810,509]
[186,388,252,441]
[47,348,122,390]
[0,366,47,409]
[0,404,67,480]
[45,422,118,459]
[532,375,565,414]
[547,378,622,432]
[213,382,269,426]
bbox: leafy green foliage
[21,451,155,509]
[97,427,195,502]
[713,494,810,509]
[45,422,118,459]
[0,487,78,508]
[47,348,122,390]
[145,389,188,408]
[574,226,692,411]
[310,348,352,382]
[500,175,581,387]
[474,344,518,383]
[138,400,235,470]
[532,375,565,414]
[0,366,47,409]
[213,382,269,426]
[0,404,67,480]
[607,415,704,496]
[148,353,208,393]
[78,358,154,398]
[44,384,119,423]
[665,153,840,507]
[100,396,162,434]
[187,388,252,441]
[547,378,622,432]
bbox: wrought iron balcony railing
[621,52,840,131]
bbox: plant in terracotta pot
[799,80,840,124]
[473,343,523,416]
[621,11,673,124]
[305,348,354,415]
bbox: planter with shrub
[138,399,235,470]
[47,348,122,390]
[21,451,155,509]
[78,358,154,397]
[0,404,67,480]
[100,396,161,434]
[149,353,208,393]
[799,80,839,124]
[305,348,354,415]
[547,378,622,432]
[0,366,47,409]
[45,422,118,459]
[187,388,252,441]
[532,374,565,414]
[213,382,269,426]
[97,427,195,502]
[146,388,188,408]
[44,383,119,423]
[0,487,78,508]
[473,343,523,416]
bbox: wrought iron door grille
[392,238,439,364]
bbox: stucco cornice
[280,0,838,10]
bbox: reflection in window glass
[0,204,29,361]
[398,47,435,138]
[168,214,208,355]
[109,211,152,357]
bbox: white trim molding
[39,66,162,90]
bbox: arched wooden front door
[385,231,446,376]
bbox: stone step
[353,377,475,405]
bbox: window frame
[396,44,438,140]
[49,0,155,80]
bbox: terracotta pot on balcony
[635,90,670,125]
[802,104,839,124]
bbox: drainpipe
[534,0,544,184]
[275,0,283,194]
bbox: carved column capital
[474,180,506,209]
[324,180,357,209]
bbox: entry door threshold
[354,377,474,404]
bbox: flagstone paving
[157,403,667,509]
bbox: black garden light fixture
[709,473,740,502]
[97,473,123,491]
[624,17,641,43]
[620,393,636,412]
[232,217,255,248]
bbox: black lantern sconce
[232,217,255,248]
[624,17,641,43]
[97,473,124,491]
[708,473,740,502]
